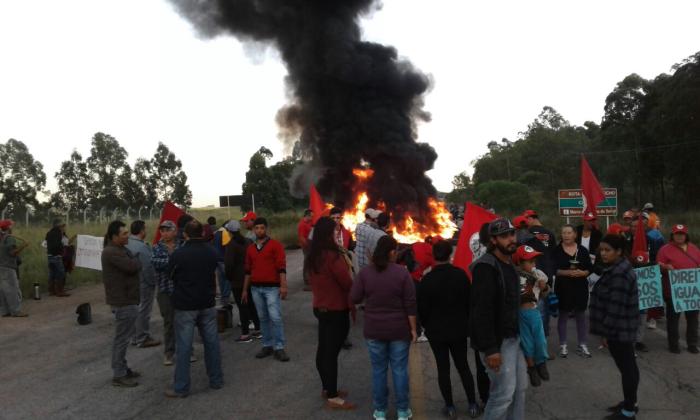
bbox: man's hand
[279,286,288,300]
[486,353,502,372]
[241,290,248,304]
[410,329,418,343]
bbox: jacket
[469,252,520,355]
[126,236,156,287]
[152,239,180,294]
[417,264,471,342]
[45,227,64,256]
[102,244,142,306]
[575,225,602,255]
[169,238,219,310]
[589,258,639,342]
[310,250,353,311]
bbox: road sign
[558,188,617,217]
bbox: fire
[340,169,457,244]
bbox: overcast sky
[1,0,698,207]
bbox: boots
[48,279,56,296]
[55,279,70,297]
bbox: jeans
[174,307,223,394]
[217,263,231,305]
[665,298,699,348]
[557,310,588,347]
[111,305,138,378]
[132,282,156,345]
[607,340,639,412]
[428,339,476,406]
[47,255,65,290]
[480,337,527,420]
[0,267,22,316]
[157,292,175,357]
[314,309,350,398]
[251,286,285,350]
[232,286,260,334]
[366,339,411,412]
[519,308,549,364]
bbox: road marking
[409,345,426,419]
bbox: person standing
[0,220,29,317]
[242,217,290,362]
[590,234,640,420]
[102,220,142,387]
[45,219,70,297]
[354,208,382,272]
[126,220,161,349]
[657,224,700,354]
[223,220,261,343]
[553,225,593,358]
[576,212,602,256]
[418,240,481,419]
[298,209,314,291]
[166,220,223,398]
[152,220,180,366]
[351,235,416,420]
[329,207,354,251]
[470,218,527,420]
[307,217,356,410]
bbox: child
[513,245,551,387]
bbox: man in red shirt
[411,237,436,343]
[242,218,290,362]
[298,209,314,291]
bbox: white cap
[365,208,381,219]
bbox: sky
[1,0,699,207]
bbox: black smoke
[169,0,439,225]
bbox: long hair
[305,217,340,275]
[104,220,125,246]
[372,235,398,272]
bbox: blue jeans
[366,339,411,412]
[217,263,231,305]
[480,337,528,420]
[48,255,65,284]
[174,307,223,394]
[251,286,285,350]
[519,308,549,365]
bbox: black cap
[489,218,515,237]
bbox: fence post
[138,206,143,220]
[1,207,6,220]
[65,210,70,226]
[126,206,132,221]
[25,210,30,227]
[84,208,89,226]
[112,208,119,221]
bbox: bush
[476,180,531,214]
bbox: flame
[339,169,457,244]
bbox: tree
[148,143,192,208]
[475,180,531,214]
[445,171,474,204]
[85,132,130,210]
[241,147,302,212]
[51,150,90,212]
[0,139,47,216]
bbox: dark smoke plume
[169,0,439,224]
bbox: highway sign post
[558,188,618,227]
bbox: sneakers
[251,330,262,339]
[137,338,161,348]
[10,312,29,317]
[326,398,356,410]
[416,333,429,343]
[688,345,699,354]
[604,411,636,420]
[112,376,138,388]
[669,344,681,354]
[125,369,141,379]
[559,344,568,358]
[255,346,274,359]
[235,335,253,343]
[442,405,457,419]
[577,344,592,358]
[527,366,542,387]
[163,354,174,366]
[607,402,639,413]
[634,342,649,353]
[646,318,657,329]
[536,362,550,381]
[468,402,482,418]
[164,389,188,398]
[274,349,290,362]
[397,408,413,420]
[373,410,387,420]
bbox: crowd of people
[1,200,699,420]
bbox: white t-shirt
[581,235,591,251]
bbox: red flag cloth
[152,201,186,244]
[580,155,606,217]
[631,215,649,264]
[309,185,326,225]
[453,202,498,280]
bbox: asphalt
[1,249,699,420]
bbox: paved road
[1,249,699,419]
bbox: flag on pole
[581,155,606,217]
[309,185,327,225]
[453,202,498,280]
[631,215,649,264]
[152,201,186,244]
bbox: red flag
[631,215,649,264]
[152,201,186,244]
[309,185,327,225]
[581,155,606,217]
[453,202,498,280]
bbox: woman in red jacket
[657,224,700,354]
[306,217,356,410]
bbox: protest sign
[75,235,104,271]
[669,268,700,312]
[634,265,663,310]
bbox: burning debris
[168,0,455,241]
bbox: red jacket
[298,219,313,248]
[245,238,287,286]
[310,251,353,311]
[411,242,435,282]
[657,242,700,299]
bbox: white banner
[75,235,104,271]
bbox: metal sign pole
[227,196,231,220]
[252,194,256,213]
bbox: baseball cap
[632,250,650,265]
[224,220,241,233]
[583,212,596,221]
[522,210,538,218]
[489,218,516,237]
[512,215,527,228]
[642,202,654,211]
[622,210,635,220]
[513,245,543,264]
[159,220,177,230]
[365,208,381,219]
[672,224,688,235]
[241,211,257,222]
[0,220,12,230]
